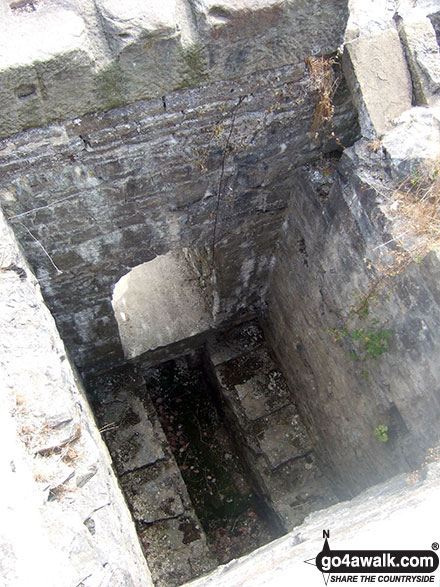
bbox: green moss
[96,62,126,109]
[180,42,209,88]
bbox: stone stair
[88,366,217,587]
[205,320,338,530]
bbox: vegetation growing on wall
[328,321,392,364]
[386,159,440,257]
[96,62,126,109]
[305,54,340,141]
[374,424,389,443]
[181,42,209,88]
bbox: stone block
[120,464,185,523]
[344,0,397,42]
[342,28,412,137]
[192,0,349,81]
[382,106,440,178]
[139,517,216,587]
[0,5,102,138]
[206,319,264,366]
[112,251,213,359]
[100,396,166,473]
[398,16,440,106]
[235,370,291,421]
[254,405,313,469]
[95,0,188,104]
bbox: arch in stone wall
[111,250,213,359]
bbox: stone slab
[261,456,337,530]
[235,369,291,421]
[0,5,103,138]
[382,106,440,178]
[193,0,348,80]
[207,320,264,366]
[139,517,217,587]
[112,251,213,359]
[398,16,440,106]
[254,404,313,469]
[98,395,165,473]
[343,27,412,137]
[106,416,165,473]
[120,463,185,523]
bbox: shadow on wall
[111,250,213,359]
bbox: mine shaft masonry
[1,29,439,512]
[2,0,440,585]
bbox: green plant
[364,329,392,359]
[328,327,347,341]
[350,326,392,359]
[374,424,389,443]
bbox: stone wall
[0,208,151,587]
[0,0,348,138]
[264,144,440,495]
[0,61,358,375]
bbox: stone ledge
[0,0,349,138]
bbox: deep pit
[2,1,440,585]
[87,320,338,586]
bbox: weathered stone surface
[0,1,107,138]
[343,27,412,137]
[140,517,217,587]
[102,398,166,474]
[0,62,358,374]
[382,106,440,177]
[192,0,348,80]
[0,209,152,586]
[207,320,337,529]
[234,372,290,421]
[256,405,312,469]
[95,0,189,105]
[344,0,397,41]
[398,16,440,106]
[121,464,186,524]
[89,364,218,586]
[264,145,440,495]
[113,251,213,359]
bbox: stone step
[88,365,217,587]
[206,319,337,530]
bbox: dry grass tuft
[406,444,440,485]
[305,55,340,140]
[367,137,382,153]
[389,160,440,256]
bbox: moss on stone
[96,62,126,110]
[180,42,209,88]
